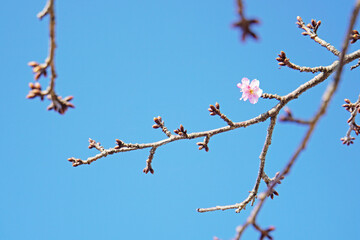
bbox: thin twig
[208,103,235,127]
[27,0,74,114]
[350,59,360,70]
[296,16,341,56]
[198,116,277,213]
[277,50,329,73]
[261,93,282,101]
[279,108,311,125]
[143,147,157,174]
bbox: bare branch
[197,135,211,152]
[341,95,360,145]
[276,51,328,73]
[198,116,278,213]
[143,147,157,174]
[88,138,105,152]
[153,116,172,137]
[233,0,260,41]
[279,107,311,125]
[261,93,282,101]
[208,103,235,127]
[296,16,341,56]
[68,49,360,168]
[234,2,360,238]
[350,59,360,70]
[27,0,74,114]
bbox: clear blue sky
[1,0,360,239]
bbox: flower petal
[241,78,250,86]
[250,79,260,88]
[256,88,263,97]
[248,94,259,104]
[240,92,249,101]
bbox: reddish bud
[64,96,74,101]
[34,72,41,80]
[215,102,220,109]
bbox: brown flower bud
[32,65,42,73]
[64,96,74,101]
[28,61,39,67]
[34,72,41,80]
[215,102,220,109]
[26,92,36,99]
[66,103,75,108]
[34,82,41,89]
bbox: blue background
[1,0,360,239]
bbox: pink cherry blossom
[237,78,263,104]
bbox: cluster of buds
[197,135,210,152]
[152,116,171,137]
[276,51,289,67]
[26,82,44,100]
[88,138,104,151]
[28,61,47,80]
[341,136,356,145]
[341,98,360,145]
[342,98,360,113]
[266,172,284,199]
[208,102,235,126]
[143,147,156,174]
[47,95,74,115]
[143,160,154,174]
[259,226,276,240]
[350,30,360,44]
[88,139,98,149]
[296,16,321,37]
[208,102,220,116]
[232,0,260,41]
[233,17,260,41]
[306,19,321,34]
[174,124,188,137]
[67,157,83,167]
[27,62,75,115]
[114,139,125,149]
[197,142,209,152]
[152,116,165,129]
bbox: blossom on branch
[237,78,263,104]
